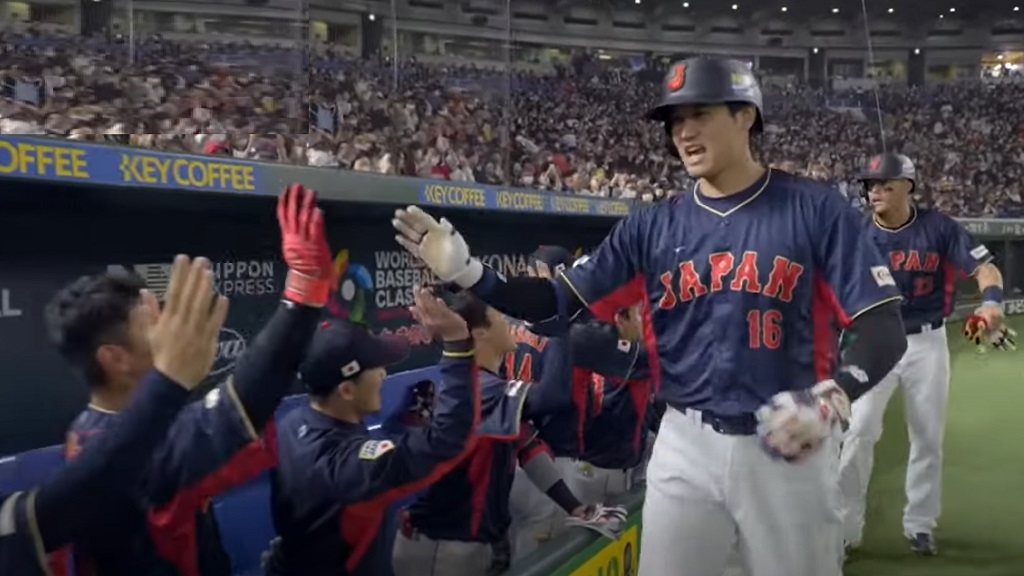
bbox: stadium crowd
[2,28,1023,217]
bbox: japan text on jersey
[560,169,902,416]
[866,206,993,328]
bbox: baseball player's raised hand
[393,206,483,288]
[565,503,628,540]
[408,286,470,342]
[278,183,337,308]
[755,380,851,463]
[148,255,231,390]
[964,305,1016,351]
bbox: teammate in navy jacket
[393,291,622,573]
[47,185,336,576]
[393,57,908,576]
[392,290,626,576]
[266,288,480,576]
[573,304,653,500]
[839,152,1010,556]
[2,255,228,576]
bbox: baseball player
[266,289,478,576]
[392,289,626,576]
[1,256,228,576]
[838,152,1013,556]
[505,247,651,561]
[48,185,334,576]
[392,56,909,576]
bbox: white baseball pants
[838,326,950,544]
[638,407,844,576]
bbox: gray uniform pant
[392,530,492,576]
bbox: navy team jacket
[57,382,276,576]
[574,321,653,470]
[268,342,479,576]
[407,369,551,543]
[509,319,649,460]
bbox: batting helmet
[646,57,765,136]
[857,152,917,201]
[856,152,916,184]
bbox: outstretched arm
[393,206,648,326]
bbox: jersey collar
[873,205,917,233]
[692,168,772,217]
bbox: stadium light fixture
[369,13,376,20]
[914,48,921,54]
[812,47,819,53]
[949,7,956,12]
[939,14,944,18]
[731,3,738,9]
[832,7,839,13]
[1015,6,1020,11]
[682,1,689,6]
[887,7,894,13]
[781,6,788,11]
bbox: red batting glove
[277,183,337,307]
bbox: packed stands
[1,27,1022,217]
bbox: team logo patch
[870,266,896,287]
[840,365,869,384]
[358,440,395,460]
[617,339,631,353]
[970,245,990,260]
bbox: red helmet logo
[667,64,686,91]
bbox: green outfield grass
[845,318,1024,576]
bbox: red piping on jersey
[811,275,846,382]
[341,365,482,574]
[941,261,958,317]
[586,275,660,394]
[517,432,552,465]
[148,421,279,576]
[466,440,496,538]
[570,368,590,454]
[627,378,651,455]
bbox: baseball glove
[963,313,1016,351]
[564,504,628,540]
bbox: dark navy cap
[299,320,410,395]
[529,245,576,274]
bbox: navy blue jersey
[58,380,275,576]
[561,169,902,415]
[268,352,478,576]
[408,369,549,543]
[572,320,651,468]
[504,323,580,456]
[866,207,993,328]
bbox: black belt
[906,320,944,336]
[680,407,757,436]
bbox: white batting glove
[565,503,628,540]
[392,206,483,288]
[755,380,851,463]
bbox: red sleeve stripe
[342,365,482,573]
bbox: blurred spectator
[1,26,1022,218]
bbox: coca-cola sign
[211,328,247,377]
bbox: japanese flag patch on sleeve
[870,266,896,287]
[358,440,395,460]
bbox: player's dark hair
[45,272,147,388]
[447,290,491,331]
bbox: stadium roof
[596,0,1024,22]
